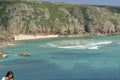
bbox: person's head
[5,71,14,79]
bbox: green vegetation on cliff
[0,1,120,36]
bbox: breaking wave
[39,40,112,50]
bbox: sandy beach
[14,34,59,40]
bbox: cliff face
[0,33,14,45]
[0,1,120,37]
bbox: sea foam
[39,40,112,50]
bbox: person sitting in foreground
[2,71,14,80]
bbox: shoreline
[1,34,59,47]
[14,34,59,41]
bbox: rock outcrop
[19,52,30,57]
[0,50,6,58]
[0,1,120,38]
[0,33,15,46]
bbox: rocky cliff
[0,1,120,38]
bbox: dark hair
[5,71,14,79]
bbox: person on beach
[1,71,14,80]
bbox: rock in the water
[0,50,6,58]
[19,52,30,57]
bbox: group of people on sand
[1,71,14,80]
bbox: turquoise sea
[0,36,120,80]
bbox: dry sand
[14,34,59,40]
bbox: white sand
[14,34,59,40]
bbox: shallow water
[0,36,120,80]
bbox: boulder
[0,50,6,58]
[19,52,30,57]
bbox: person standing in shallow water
[2,71,14,80]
